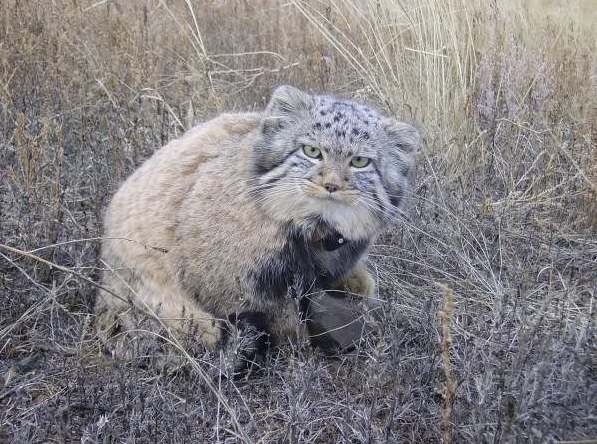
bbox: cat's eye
[302,145,322,159]
[350,156,371,168]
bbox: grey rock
[306,291,383,355]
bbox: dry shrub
[0,0,595,443]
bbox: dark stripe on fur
[250,140,297,176]
[249,221,369,302]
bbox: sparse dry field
[0,1,595,442]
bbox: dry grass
[1,0,595,442]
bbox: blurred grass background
[0,1,595,442]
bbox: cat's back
[103,112,260,254]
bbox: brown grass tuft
[439,283,455,444]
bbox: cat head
[248,85,419,240]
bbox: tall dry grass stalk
[439,283,455,444]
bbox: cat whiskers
[253,187,298,206]
[357,194,407,224]
[243,179,304,199]
[259,180,313,215]
[339,190,360,205]
[301,181,323,197]
[249,181,306,209]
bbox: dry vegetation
[1,0,596,442]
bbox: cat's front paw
[221,311,270,379]
[334,264,376,297]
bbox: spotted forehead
[307,97,384,153]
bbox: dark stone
[306,292,382,355]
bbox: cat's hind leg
[94,276,223,365]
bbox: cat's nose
[324,182,339,193]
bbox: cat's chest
[248,223,369,300]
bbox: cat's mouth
[301,182,359,205]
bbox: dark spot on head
[351,128,360,136]
[363,120,369,125]
[333,114,341,122]
[389,189,403,208]
[397,160,409,175]
[313,122,322,130]
[262,118,285,136]
[325,123,332,129]
[347,150,354,156]
[362,131,369,140]
[320,109,327,116]
[335,130,345,138]
[252,161,269,176]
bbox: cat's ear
[261,85,313,135]
[378,119,419,211]
[382,119,420,155]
